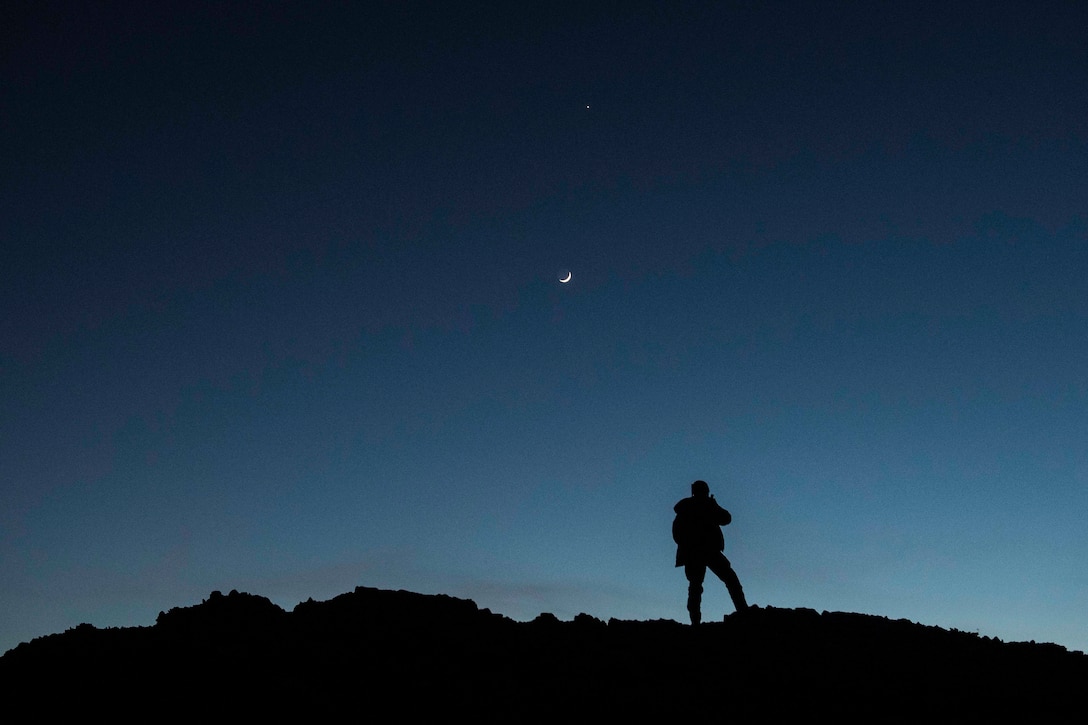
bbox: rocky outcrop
[3,587,1084,719]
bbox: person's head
[691,480,710,498]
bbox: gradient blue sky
[4,1,1087,655]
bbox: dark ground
[4,586,1084,719]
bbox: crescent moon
[559,270,572,283]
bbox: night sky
[4,2,1087,655]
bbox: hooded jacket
[672,494,732,567]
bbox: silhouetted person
[673,479,748,624]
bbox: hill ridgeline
[3,586,1084,719]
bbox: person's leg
[684,563,707,625]
[708,552,748,613]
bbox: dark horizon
[6,581,1084,656]
[5,585,1085,718]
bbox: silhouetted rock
[156,589,286,632]
[3,587,1084,719]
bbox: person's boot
[725,576,748,613]
[688,599,701,625]
[687,584,702,625]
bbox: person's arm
[711,496,733,526]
